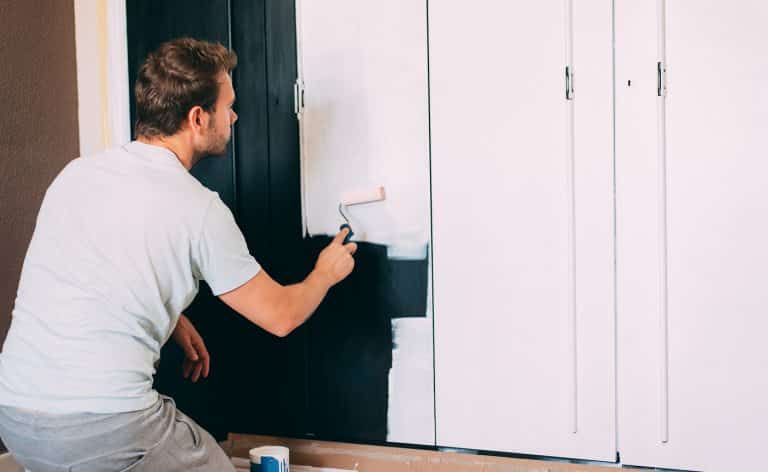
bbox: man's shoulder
[73,144,126,164]
[52,146,218,206]
[56,146,127,176]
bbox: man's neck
[136,135,196,170]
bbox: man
[0,38,356,471]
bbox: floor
[224,434,623,472]
[0,452,354,472]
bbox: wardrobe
[127,1,768,470]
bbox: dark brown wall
[0,0,80,343]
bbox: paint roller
[338,186,386,244]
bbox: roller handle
[339,224,354,244]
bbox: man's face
[201,72,237,156]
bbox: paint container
[249,446,289,472]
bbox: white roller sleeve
[340,186,386,206]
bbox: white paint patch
[297,0,430,245]
[384,239,434,445]
[387,317,435,445]
[387,243,434,444]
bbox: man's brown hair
[134,38,237,138]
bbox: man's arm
[218,228,357,337]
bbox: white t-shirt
[0,141,261,413]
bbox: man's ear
[187,105,208,134]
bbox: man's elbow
[270,323,294,338]
[267,311,299,338]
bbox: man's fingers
[183,358,208,382]
[191,363,202,383]
[332,227,350,245]
[344,242,358,255]
[193,336,210,363]
[201,352,210,378]
[183,359,193,379]
[180,338,198,362]
[192,336,210,378]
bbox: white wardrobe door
[296,0,431,241]
[616,1,768,470]
[431,1,614,460]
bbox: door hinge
[293,78,305,117]
[657,61,667,97]
[565,65,575,100]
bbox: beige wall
[0,0,80,343]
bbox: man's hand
[172,314,210,382]
[314,228,358,287]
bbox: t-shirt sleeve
[193,196,261,296]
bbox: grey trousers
[0,395,235,472]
